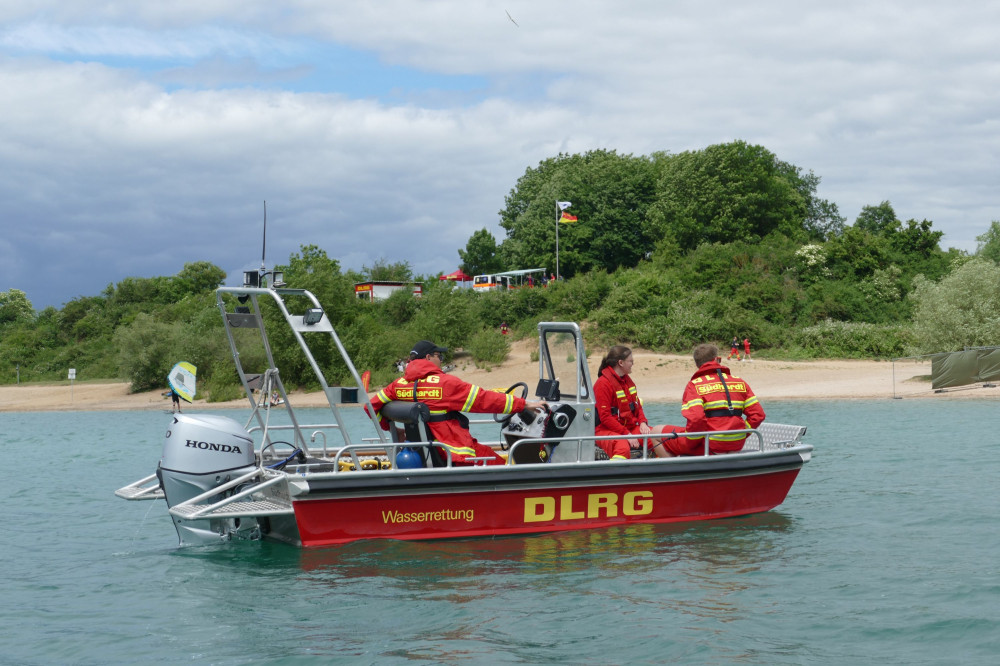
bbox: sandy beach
[3,340,996,413]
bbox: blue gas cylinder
[395,447,425,469]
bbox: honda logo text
[185,439,243,454]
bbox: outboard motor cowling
[161,414,255,476]
[158,414,260,545]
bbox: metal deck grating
[115,486,165,500]
[754,423,808,451]
[170,498,294,519]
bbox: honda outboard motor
[157,414,259,545]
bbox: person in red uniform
[662,343,765,456]
[593,345,681,460]
[743,336,752,362]
[727,336,742,361]
[369,340,547,465]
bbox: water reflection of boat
[116,275,811,548]
[297,514,795,579]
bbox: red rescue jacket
[680,361,765,453]
[593,366,648,436]
[368,359,526,464]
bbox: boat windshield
[540,329,589,400]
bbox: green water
[2,400,998,664]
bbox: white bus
[472,268,547,293]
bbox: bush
[909,257,1000,353]
[545,269,613,321]
[115,314,187,392]
[408,288,481,350]
[203,368,244,403]
[465,327,511,367]
[342,313,413,380]
[789,319,914,358]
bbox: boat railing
[504,425,805,461]
[247,422,347,458]
[283,423,809,475]
[505,429,782,462]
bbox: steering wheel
[495,382,530,426]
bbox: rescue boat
[116,280,812,547]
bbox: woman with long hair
[593,345,681,460]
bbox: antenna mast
[261,200,267,272]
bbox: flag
[557,201,572,210]
[559,212,578,223]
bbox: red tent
[439,269,473,281]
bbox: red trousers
[596,424,684,459]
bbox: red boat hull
[292,466,802,547]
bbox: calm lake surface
[2,400,998,665]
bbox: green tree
[458,228,503,275]
[277,245,355,325]
[891,218,943,257]
[824,226,892,280]
[497,149,656,277]
[975,220,1000,264]
[59,296,107,340]
[797,170,846,240]
[408,288,481,352]
[115,313,185,391]
[909,257,1000,352]
[264,245,361,387]
[0,289,34,324]
[107,275,176,307]
[854,201,899,236]
[833,202,949,292]
[363,257,413,282]
[645,141,810,250]
[174,261,226,296]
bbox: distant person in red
[743,337,752,362]
[593,345,681,460]
[661,343,765,456]
[500,321,509,335]
[368,340,546,465]
[727,336,742,361]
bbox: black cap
[410,340,447,358]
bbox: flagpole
[555,201,560,280]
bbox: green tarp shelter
[930,348,1000,389]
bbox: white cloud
[1,1,1000,308]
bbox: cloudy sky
[2,1,998,309]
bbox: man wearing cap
[369,340,547,465]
